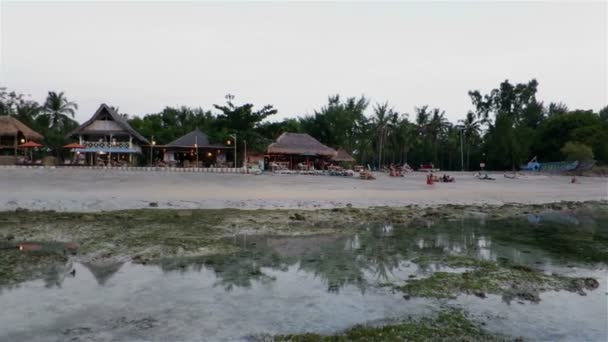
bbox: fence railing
[0,164,249,173]
[82,141,132,149]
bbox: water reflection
[1,211,606,342]
[152,211,607,293]
[2,211,606,295]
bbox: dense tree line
[0,88,79,157]
[2,79,607,170]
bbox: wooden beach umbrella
[18,141,43,161]
[18,141,43,148]
[63,142,85,149]
[64,142,85,163]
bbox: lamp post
[458,127,464,171]
[194,135,199,168]
[150,136,156,166]
[243,139,247,170]
[229,133,237,168]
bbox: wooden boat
[521,156,579,173]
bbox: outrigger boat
[520,156,579,173]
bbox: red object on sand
[18,141,43,148]
[18,243,42,251]
[426,174,434,185]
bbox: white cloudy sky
[1,1,606,123]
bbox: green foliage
[599,105,608,123]
[535,110,607,162]
[128,106,218,145]
[0,88,79,158]
[561,141,594,161]
[299,95,369,159]
[2,83,607,167]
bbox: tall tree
[469,79,539,169]
[299,95,369,158]
[213,94,278,155]
[372,102,398,168]
[41,91,78,131]
[458,111,481,170]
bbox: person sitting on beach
[442,174,455,182]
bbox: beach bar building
[65,104,149,166]
[160,128,233,167]
[266,132,337,170]
[0,116,44,165]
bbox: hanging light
[207,152,212,157]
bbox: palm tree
[372,102,398,169]
[42,91,78,131]
[427,108,450,166]
[459,111,481,170]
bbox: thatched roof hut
[267,133,337,157]
[0,116,43,141]
[66,104,149,144]
[167,128,223,148]
[332,148,355,162]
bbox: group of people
[387,163,414,177]
[427,172,455,184]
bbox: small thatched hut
[266,133,337,170]
[332,148,356,163]
[161,128,233,167]
[0,116,44,164]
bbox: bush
[561,141,594,161]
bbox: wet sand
[1,168,606,212]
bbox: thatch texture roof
[267,133,337,157]
[0,116,43,141]
[66,104,149,144]
[167,128,211,147]
[332,148,355,162]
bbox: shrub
[561,141,594,161]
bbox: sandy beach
[1,168,606,211]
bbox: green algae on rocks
[272,309,511,342]
[399,255,599,302]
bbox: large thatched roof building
[0,116,43,142]
[65,104,149,166]
[266,133,337,170]
[267,133,336,156]
[161,128,233,167]
[66,104,149,145]
[0,116,44,164]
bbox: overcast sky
[1,1,606,123]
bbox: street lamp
[229,133,237,168]
[150,136,156,166]
[456,126,464,171]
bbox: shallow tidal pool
[1,210,607,341]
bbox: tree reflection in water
[157,212,607,293]
[8,211,603,293]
